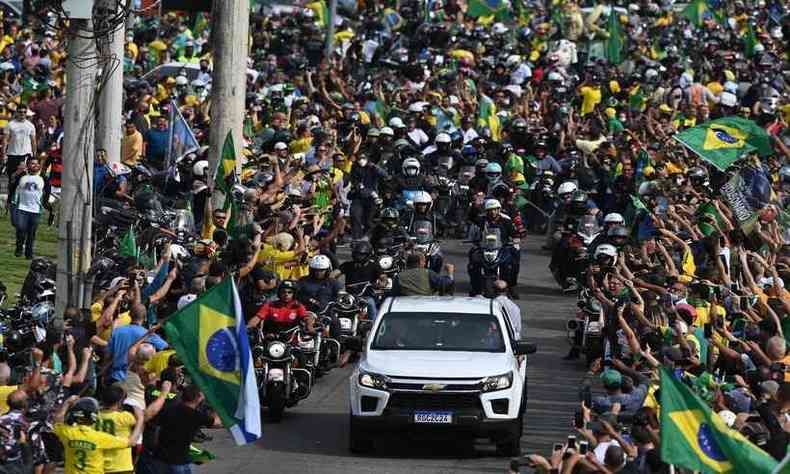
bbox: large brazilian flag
[673,117,773,171]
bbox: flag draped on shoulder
[164,278,261,445]
[672,116,772,171]
[478,95,501,142]
[214,131,238,194]
[467,0,512,22]
[659,367,777,474]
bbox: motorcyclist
[296,255,343,313]
[392,157,434,205]
[401,191,437,234]
[588,212,625,255]
[247,280,316,335]
[544,181,580,250]
[392,252,454,296]
[191,160,211,230]
[483,162,505,195]
[338,241,383,319]
[468,158,491,195]
[424,132,461,172]
[468,198,520,298]
[370,207,410,250]
[348,155,388,240]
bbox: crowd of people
[0,0,786,473]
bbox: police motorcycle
[566,288,606,365]
[411,220,443,274]
[249,325,313,422]
[562,215,601,293]
[321,292,372,367]
[467,226,511,298]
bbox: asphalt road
[195,237,586,474]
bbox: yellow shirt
[579,86,602,116]
[54,422,128,474]
[0,385,18,414]
[144,349,175,377]
[98,312,131,342]
[96,410,136,473]
[257,244,301,280]
[121,130,143,167]
[288,137,313,154]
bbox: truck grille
[386,392,481,411]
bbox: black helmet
[381,207,399,221]
[66,397,100,425]
[511,118,528,131]
[688,166,708,185]
[352,241,372,262]
[336,291,356,313]
[278,280,297,295]
[607,225,630,242]
[492,183,511,201]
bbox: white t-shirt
[4,119,36,156]
[594,439,620,463]
[15,174,44,214]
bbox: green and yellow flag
[682,0,723,27]
[673,117,773,171]
[467,0,512,22]
[478,95,501,142]
[119,228,139,259]
[660,367,777,473]
[744,23,759,58]
[214,131,237,194]
[306,0,330,27]
[604,11,624,64]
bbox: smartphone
[579,441,589,455]
[553,442,564,452]
[704,323,713,339]
[574,410,584,429]
[567,435,577,451]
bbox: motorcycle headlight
[358,371,389,390]
[339,318,353,330]
[268,341,287,358]
[480,372,513,392]
[379,256,393,270]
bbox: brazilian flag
[673,117,773,171]
[659,367,777,473]
[164,278,262,445]
[467,0,512,22]
[214,131,238,194]
[682,0,724,27]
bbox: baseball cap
[601,369,622,388]
[718,410,736,428]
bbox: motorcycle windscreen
[576,215,601,242]
[172,208,197,234]
[412,220,434,245]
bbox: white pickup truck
[348,296,536,456]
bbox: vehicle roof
[383,296,501,315]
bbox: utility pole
[56,20,96,316]
[208,0,249,182]
[324,0,337,61]
[95,0,125,164]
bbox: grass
[0,211,57,303]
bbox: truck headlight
[358,371,389,390]
[480,372,513,392]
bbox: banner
[166,101,200,171]
[720,172,759,235]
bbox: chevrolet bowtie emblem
[422,383,445,392]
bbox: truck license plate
[413,411,453,423]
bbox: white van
[348,296,536,455]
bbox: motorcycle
[432,173,455,238]
[562,215,600,293]
[566,289,605,365]
[525,172,557,234]
[293,317,339,379]
[411,220,443,274]
[322,293,371,367]
[250,326,312,422]
[20,259,57,306]
[468,229,512,298]
[452,165,476,238]
[374,239,407,294]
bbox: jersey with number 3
[54,422,128,474]
[96,410,137,472]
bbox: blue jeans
[365,296,378,321]
[14,209,40,257]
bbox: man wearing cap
[593,363,650,415]
[2,103,36,207]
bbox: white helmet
[557,181,577,195]
[309,254,332,271]
[603,213,624,225]
[594,244,618,264]
[175,75,188,86]
[403,157,421,176]
[379,126,395,137]
[484,198,502,211]
[408,102,425,113]
[389,117,406,129]
[170,244,189,261]
[435,133,451,144]
[192,160,209,177]
[413,191,433,206]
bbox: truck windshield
[370,312,505,352]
